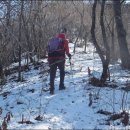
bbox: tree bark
[100,0,110,83]
[91,0,110,85]
[113,0,130,69]
[18,1,23,82]
[84,31,89,52]
[72,1,85,53]
[91,0,105,64]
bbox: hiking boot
[59,86,66,90]
[50,90,54,95]
[50,87,54,95]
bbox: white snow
[0,42,130,129]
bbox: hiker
[47,28,71,95]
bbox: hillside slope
[0,43,130,129]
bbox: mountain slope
[0,43,130,129]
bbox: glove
[68,53,71,60]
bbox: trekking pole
[69,58,72,72]
[69,58,75,92]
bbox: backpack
[48,37,65,57]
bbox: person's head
[61,28,67,34]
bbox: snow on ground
[0,42,130,129]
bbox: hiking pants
[49,59,65,91]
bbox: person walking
[47,28,71,95]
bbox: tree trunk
[18,1,23,82]
[84,31,89,52]
[100,0,110,83]
[110,18,118,63]
[73,1,84,53]
[91,0,105,64]
[91,0,110,85]
[0,64,4,85]
[18,45,22,81]
[21,2,34,63]
[113,0,130,69]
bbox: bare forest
[0,1,92,82]
[0,0,130,129]
[0,0,130,84]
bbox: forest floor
[0,42,130,129]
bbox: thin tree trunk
[18,45,22,81]
[18,1,23,81]
[0,64,4,85]
[100,0,110,83]
[84,31,89,52]
[91,0,110,85]
[73,1,84,53]
[21,3,34,63]
[91,0,104,64]
[111,18,118,63]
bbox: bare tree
[91,0,110,85]
[113,0,130,69]
[72,1,85,53]
[100,0,110,82]
[18,1,23,82]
